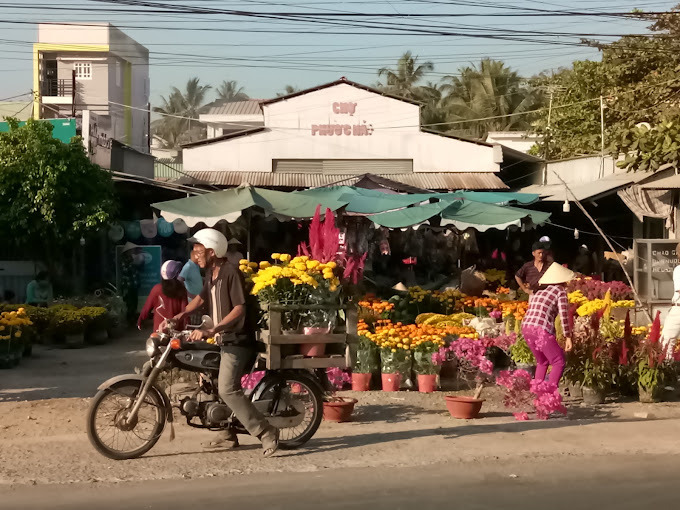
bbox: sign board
[311,101,374,137]
[0,118,76,144]
[82,110,113,169]
[115,245,162,312]
[633,239,678,302]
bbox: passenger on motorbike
[173,228,279,458]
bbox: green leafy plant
[412,340,441,375]
[49,309,86,336]
[353,336,379,374]
[80,306,110,330]
[510,335,536,366]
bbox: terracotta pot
[352,372,372,391]
[301,326,330,357]
[417,374,438,393]
[381,373,401,392]
[444,396,484,419]
[323,398,358,422]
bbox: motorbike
[86,316,325,460]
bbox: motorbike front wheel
[86,380,166,460]
[255,374,323,450]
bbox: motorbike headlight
[145,337,160,358]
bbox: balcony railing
[41,78,73,98]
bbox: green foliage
[354,336,379,374]
[49,309,86,336]
[412,341,441,375]
[216,80,249,101]
[152,77,212,149]
[0,119,116,259]
[510,335,536,365]
[531,7,680,164]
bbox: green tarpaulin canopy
[152,185,349,227]
[152,184,547,231]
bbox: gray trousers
[218,345,268,437]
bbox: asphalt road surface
[4,453,679,510]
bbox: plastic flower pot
[381,373,401,392]
[352,372,372,391]
[323,397,358,422]
[582,386,605,405]
[444,396,485,419]
[300,326,329,357]
[417,374,438,393]
[638,384,663,404]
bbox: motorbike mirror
[200,315,215,330]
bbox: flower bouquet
[0,308,32,368]
[380,344,412,391]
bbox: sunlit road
[4,453,679,510]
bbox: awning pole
[246,209,252,260]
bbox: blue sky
[0,0,677,106]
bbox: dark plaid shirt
[523,285,572,337]
[516,261,548,293]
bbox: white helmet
[188,228,228,258]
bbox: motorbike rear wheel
[87,380,166,460]
[256,373,323,450]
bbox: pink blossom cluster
[241,370,266,390]
[567,278,633,301]
[495,369,567,421]
[326,367,351,390]
[489,310,502,320]
[450,336,494,375]
[482,332,517,352]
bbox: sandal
[259,425,279,458]
[202,430,239,449]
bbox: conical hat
[538,262,575,285]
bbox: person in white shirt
[661,243,680,360]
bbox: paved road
[4,454,679,510]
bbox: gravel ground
[2,334,680,488]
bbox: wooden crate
[258,304,359,370]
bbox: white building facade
[184,79,534,190]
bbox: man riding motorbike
[173,228,279,458]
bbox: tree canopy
[0,119,117,259]
[152,78,212,149]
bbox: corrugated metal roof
[640,174,680,189]
[176,171,507,190]
[519,171,654,201]
[205,100,263,116]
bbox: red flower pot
[301,327,329,357]
[444,396,484,419]
[352,372,372,391]
[417,374,438,393]
[323,398,358,422]
[381,373,401,392]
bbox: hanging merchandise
[124,221,141,240]
[172,218,188,235]
[108,223,124,243]
[140,219,157,239]
[157,217,174,237]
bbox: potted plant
[50,308,86,348]
[635,313,672,403]
[413,340,443,393]
[509,335,536,376]
[0,308,32,368]
[380,343,411,392]
[352,335,379,391]
[81,306,110,345]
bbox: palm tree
[276,85,300,97]
[441,59,542,139]
[216,80,249,102]
[415,82,448,132]
[152,78,212,148]
[378,51,434,99]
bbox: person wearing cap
[137,260,187,333]
[515,241,549,295]
[521,262,574,386]
[226,238,245,267]
[660,241,680,360]
[173,228,279,458]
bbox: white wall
[486,132,540,154]
[546,156,621,185]
[38,23,109,45]
[185,83,499,174]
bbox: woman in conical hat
[521,262,575,387]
